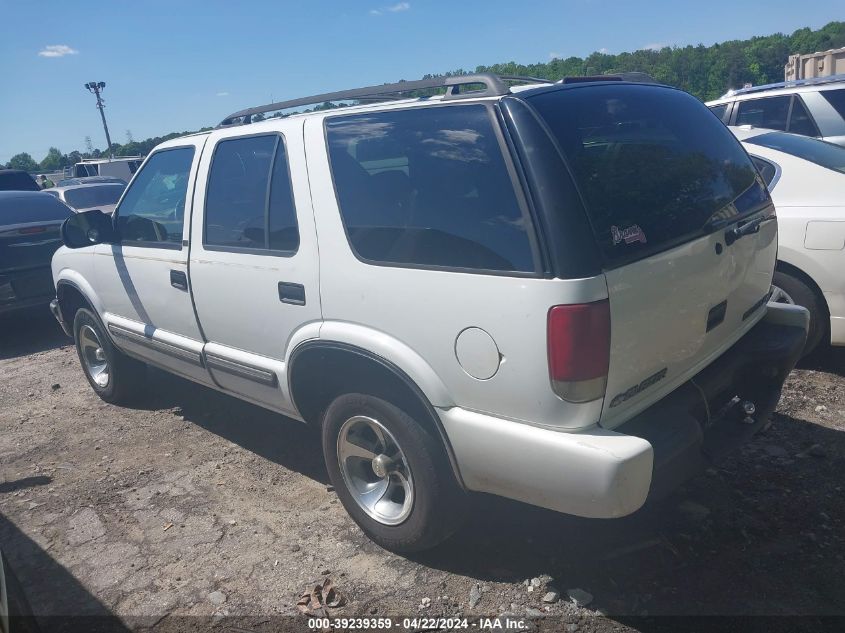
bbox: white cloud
[38,44,78,58]
[370,2,409,15]
[549,52,562,59]
[598,47,610,54]
[642,42,668,51]
[216,91,230,97]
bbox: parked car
[43,182,126,215]
[72,157,142,182]
[731,125,845,356]
[56,176,127,187]
[51,74,808,552]
[706,75,845,146]
[1,192,72,315]
[0,170,39,192]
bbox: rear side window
[204,134,299,253]
[528,84,762,267]
[745,132,845,175]
[708,103,728,122]
[735,96,790,130]
[326,105,535,273]
[821,88,845,118]
[750,156,778,187]
[0,193,72,224]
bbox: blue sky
[0,0,841,164]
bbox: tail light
[18,226,47,235]
[547,300,610,403]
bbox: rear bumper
[0,267,55,315]
[440,302,809,518]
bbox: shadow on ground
[799,345,845,375]
[0,513,130,632]
[134,367,329,486]
[0,307,68,360]
[413,411,845,618]
[112,362,845,619]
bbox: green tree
[39,147,66,171]
[7,153,39,172]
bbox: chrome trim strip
[205,354,278,386]
[107,325,204,366]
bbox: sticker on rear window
[611,224,647,246]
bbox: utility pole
[84,81,114,159]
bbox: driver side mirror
[61,209,118,249]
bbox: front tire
[322,393,465,552]
[771,271,827,357]
[73,308,146,404]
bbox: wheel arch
[55,277,100,325]
[776,259,831,318]
[288,340,466,489]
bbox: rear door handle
[278,282,306,305]
[170,270,188,291]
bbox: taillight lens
[19,226,47,235]
[547,300,610,403]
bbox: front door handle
[170,270,188,291]
[278,282,306,305]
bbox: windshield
[745,132,845,175]
[64,184,125,209]
[528,84,764,267]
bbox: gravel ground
[1,308,844,632]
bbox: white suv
[50,74,808,552]
[706,75,845,146]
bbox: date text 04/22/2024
[307,617,529,630]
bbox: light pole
[84,81,114,159]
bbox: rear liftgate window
[325,105,536,273]
[528,84,764,268]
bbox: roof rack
[218,74,552,127]
[722,73,845,98]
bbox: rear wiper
[724,213,776,246]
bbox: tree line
[5,20,844,173]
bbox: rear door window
[326,105,536,273]
[528,84,762,268]
[735,96,791,130]
[204,134,299,253]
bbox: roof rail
[722,72,845,98]
[218,74,552,127]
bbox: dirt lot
[1,308,844,632]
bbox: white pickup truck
[51,74,808,552]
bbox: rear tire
[322,393,466,552]
[771,271,827,357]
[73,308,146,404]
